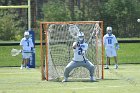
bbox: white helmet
[78,32,84,37]
[24,31,29,36]
[24,31,29,39]
[106,26,112,35]
[77,32,84,43]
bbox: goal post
[40,21,104,81]
[0,0,31,30]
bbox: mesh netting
[40,22,103,81]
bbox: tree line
[0,0,140,40]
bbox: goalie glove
[116,45,120,50]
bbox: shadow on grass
[49,78,99,82]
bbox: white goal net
[40,21,104,81]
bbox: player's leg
[25,58,30,69]
[108,57,111,65]
[20,53,25,69]
[104,48,111,69]
[20,59,24,69]
[25,53,31,69]
[105,57,110,69]
[62,61,79,82]
[112,48,118,69]
[114,56,118,69]
[83,60,95,81]
[24,59,27,68]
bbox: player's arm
[19,39,24,51]
[114,36,119,50]
[103,35,107,46]
[115,43,120,50]
[72,42,79,49]
[29,38,35,53]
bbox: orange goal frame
[40,21,104,80]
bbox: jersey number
[78,47,82,55]
[27,42,29,46]
[108,39,112,44]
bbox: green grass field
[0,43,140,67]
[0,43,140,93]
[0,64,140,93]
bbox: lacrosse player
[20,31,34,69]
[62,32,95,82]
[103,27,119,69]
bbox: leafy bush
[0,10,25,41]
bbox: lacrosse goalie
[103,26,119,69]
[62,32,95,82]
[20,31,34,69]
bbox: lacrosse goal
[40,21,104,81]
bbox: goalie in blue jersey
[62,32,95,82]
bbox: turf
[0,43,140,67]
[0,64,140,93]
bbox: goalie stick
[86,23,101,44]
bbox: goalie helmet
[24,31,30,39]
[106,26,112,36]
[77,32,84,44]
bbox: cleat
[114,65,118,69]
[20,65,23,69]
[104,65,109,69]
[62,77,68,82]
[26,66,29,69]
[90,76,96,81]
[104,67,109,69]
[20,66,23,69]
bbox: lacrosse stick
[86,23,101,78]
[68,24,80,40]
[11,48,22,56]
[11,48,34,56]
[86,23,101,44]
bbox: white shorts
[105,46,117,57]
[22,53,31,59]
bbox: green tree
[0,10,25,41]
[42,0,71,21]
[102,0,140,37]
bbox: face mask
[107,30,112,36]
[25,35,29,39]
[78,37,84,43]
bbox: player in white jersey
[20,31,34,69]
[103,27,119,69]
[62,32,95,82]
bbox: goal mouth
[40,21,104,81]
